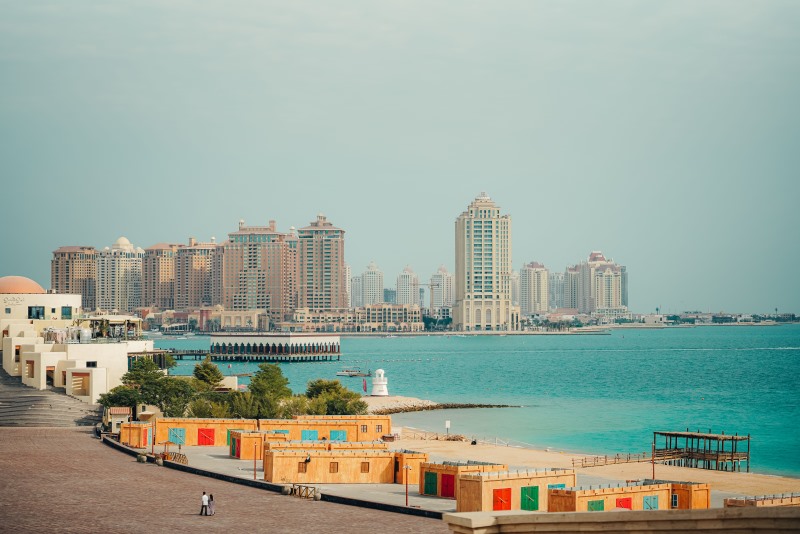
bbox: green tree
[229,392,261,418]
[279,395,310,419]
[152,377,195,417]
[98,386,141,410]
[187,398,231,418]
[305,379,367,415]
[193,356,224,389]
[122,358,163,386]
[249,363,292,399]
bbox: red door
[235,438,241,458]
[616,497,632,509]
[198,428,215,446]
[441,474,455,498]
[493,488,511,511]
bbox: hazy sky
[1,1,798,314]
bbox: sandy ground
[360,397,800,498]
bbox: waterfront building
[0,275,152,404]
[356,303,424,332]
[456,468,576,512]
[549,271,565,310]
[51,246,97,310]
[350,276,363,308]
[566,251,629,316]
[520,262,549,316]
[286,308,357,332]
[97,237,144,313]
[297,214,346,310]
[219,220,297,325]
[510,270,520,307]
[142,243,180,309]
[361,261,384,305]
[453,193,520,331]
[175,237,217,310]
[344,263,352,308]
[563,266,579,310]
[396,266,420,305]
[429,265,454,317]
[383,288,396,304]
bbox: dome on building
[0,276,46,294]
[114,236,131,247]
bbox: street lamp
[404,464,412,506]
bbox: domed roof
[0,276,46,294]
[114,236,131,246]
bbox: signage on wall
[3,296,24,305]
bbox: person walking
[200,491,209,516]
[208,494,215,516]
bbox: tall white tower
[361,261,384,305]
[396,266,420,305]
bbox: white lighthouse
[370,369,389,396]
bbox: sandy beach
[362,396,800,498]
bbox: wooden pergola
[654,430,750,472]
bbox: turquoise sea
[156,325,800,477]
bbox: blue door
[329,430,347,441]
[643,495,659,510]
[168,427,186,445]
[301,430,318,440]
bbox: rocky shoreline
[361,395,519,415]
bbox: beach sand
[361,396,800,497]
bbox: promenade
[0,427,448,534]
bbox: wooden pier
[170,350,340,363]
[654,430,751,472]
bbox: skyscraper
[361,261,384,305]
[142,243,180,309]
[350,275,363,308]
[396,266,420,305]
[51,246,97,310]
[548,271,565,310]
[429,265,454,316]
[453,193,519,331]
[567,251,628,315]
[520,262,549,316]
[297,214,346,310]
[220,220,297,323]
[175,237,217,310]
[563,266,579,310]
[97,237,144,313]
[344,263,352,308]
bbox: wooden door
[441,474,455,498]
[493,488,511,511]
[521,486,539,511]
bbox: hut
[419,461,508,499]
[457,468,576,512]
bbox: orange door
[493,488,511,511]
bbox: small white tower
[370,369,389,396]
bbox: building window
[86,361,97,368]
[361,425,367,433]
[361,462,370,473]
[298,462,307,473]
[329,462,339,473]
[51,308,56,314]
[376,425,383,433]
[28,306,45,320]
[61,307,72,320]
[4,308,10,314]
[672,494,679,508]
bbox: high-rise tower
[297,214,346,310]
[51,246,97,310]
[453,193,519,331]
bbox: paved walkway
[0,428,449,534]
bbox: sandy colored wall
[394,452,429,485]
[549,483,672,512]
[419,463,508,499]
[265,450,395,484]
[119,423,151,448]
[457,470,576,513]
[155,418,258,446]
[292,414,392,440]
[672,483,710,509]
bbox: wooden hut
[457,468,576,512]
[419,461,508,499]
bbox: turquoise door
[301,430,318,440]
[167,427,186,445]
[644,495,659,510]
[329,430,347,441]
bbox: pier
[654,430,751,472]
[170,350,339,363]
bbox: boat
[336,368,371,377]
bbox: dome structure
[0,276,46,294]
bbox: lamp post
[404,464,412,506]
[254,442,258,480]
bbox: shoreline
[361,396,800,486]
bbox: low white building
[1,275,153,404]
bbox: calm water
[157,325,800,477]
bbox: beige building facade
[51,246,97,311]
[297,214,346,311]
[175,237,217,310]
[453,193,519,331]
[520,262,549,316]
[142,243,180,309]
[97,237,144,313]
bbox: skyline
[2,1,799,314]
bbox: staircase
[0,367,102,427]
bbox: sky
[1,1,798,314]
